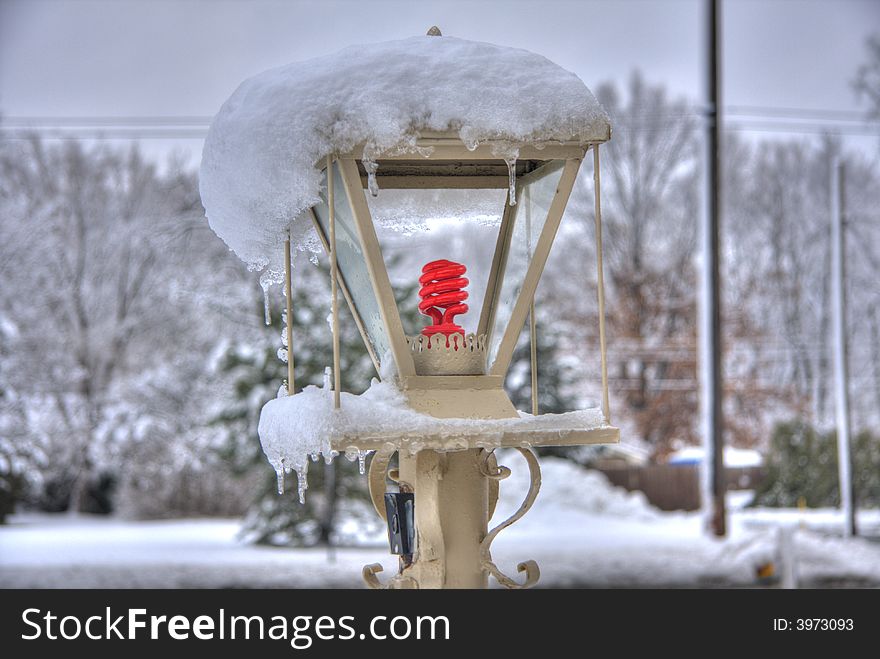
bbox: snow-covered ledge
[258,377,615,501]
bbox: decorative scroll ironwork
[478,448,542,589]
[366,447,541,589]
[367,447,395,521]
[362,563,418,590]
[482,450,502,520]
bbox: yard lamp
[201,28,619,589]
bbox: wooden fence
[596,464,765,512]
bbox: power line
[725,122,880,137]
[0,116,214,126]
[609,116,880,136]
[0,130,208,140]
[2,104,878,140]
[726,105,872,122]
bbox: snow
[668,445,763,468]
[499,453,658,521]
[199,34,610,272]
[258,377,608,500]
[0,516,371,588]
[3,459,879,588]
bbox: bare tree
[587,72,701,452]
[854,33,880,121]
[725,135,880,437]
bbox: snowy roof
[199,34,611,271]
[667,446,764,468]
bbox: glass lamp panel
[366,187,507,337]
[313,163,391,365]
[488,162,565,369]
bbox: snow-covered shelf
[325,410,619,454]
[259,378,619,499]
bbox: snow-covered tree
[0,137,255,514]
[723,136,880,439]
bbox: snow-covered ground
[2,459,878,588]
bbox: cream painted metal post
[399,450,489,589]
[284,233,295,395]
[593,146,611,423]
[328,155,341,409]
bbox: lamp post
[201,29,619,589]
[315,138,617,589]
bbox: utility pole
[700,0,726,537]
[831,160,857,538]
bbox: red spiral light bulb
[418,259,469,338]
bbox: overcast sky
[1,0,877,164]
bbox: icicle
[505,157,517,206]
[259,271,275,326]
[459,127,480,151]
[276,463,285,495]
[358,450,366,475]
[262,285,271,324]
[360,149,380,197]
[364,159,380,197]
[259,270,284,326]
[296,462,309,504]
[297,472,307,503]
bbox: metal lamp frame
[305,132,611,426]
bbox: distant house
[595,445,765,512]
